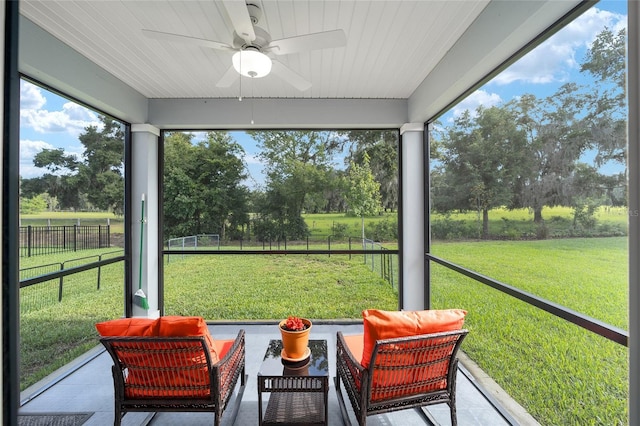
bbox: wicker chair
[100,329,246,426]
[335,329,468,426]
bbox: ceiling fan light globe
[232,50,272,78]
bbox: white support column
[400,123,425,310]
[628,2,639,425]
[131,124,160,318]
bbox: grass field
[431,237,627,426]
[19,249,125,390]
[163,254,398,319]
[20,211,125,234]
[17,209,629,425]
[304,212,396,239]
[431,205,628,239]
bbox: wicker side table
[258,339,329,425]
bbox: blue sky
[19,1,627,184]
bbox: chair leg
[449,400,458,426]
[114,409,122,426]
[334,376,352,426]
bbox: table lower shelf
[262,391,326,425]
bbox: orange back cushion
[95,317,158,337]
[157,316,219,363]
[96,316,219,398]
[361,309,466,368]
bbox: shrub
[366,218,398,241]
[431,217,481,240]
[331,222,349,239]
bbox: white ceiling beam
[148,98,407,129]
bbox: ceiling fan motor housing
[234,26,271,51]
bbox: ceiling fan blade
[268,29,346,56]
[142,29,233,51]
[222,0,256,43]
[271,61,312,91]
[216,65,239,88]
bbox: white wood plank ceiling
[19,0,489,100]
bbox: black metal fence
[19,225,111,258]
[165,235,398,289]
[19,249,124,312]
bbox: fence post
[73,224,78,252]
[389,252,395,289]
[97,254,102,290]
[28,225,32,257]
[58,262,64,302]
[371,242,375,271]
[328,236,331,257]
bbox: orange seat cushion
[361,309,467,368]
[212,338,235,360]
[343,334,364,361]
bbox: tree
[20,194,47,214]
[23,115,125,213]
[20,173,79,210]
[77,117,125,213]
[163,132,249,240]
[342,130,399,211]
[343,153,382,241]
[249,131,339,239]
[510,85,592,223]
[581,28,627,167]
[437,105,526,238]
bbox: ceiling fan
[142,1,347,91]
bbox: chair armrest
[212,329,246,407]
[336,331,366,387]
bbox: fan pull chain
[238,51,243,102]
[251,77,255,125]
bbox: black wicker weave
[100,330,246,426]
[335,329,468,426]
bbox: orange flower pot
[279,318,312,360]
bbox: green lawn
[303,212,396,239]
[19,250,125,390]
[163,254,398,319]
[20,211,125,234]
[431,237,627,426]
[17,209,629,425]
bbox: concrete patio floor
[18,322,538,426]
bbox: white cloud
[491,6,625,86]
[450,90,502,120]
[20,81,46,110]
[19,81,101,136]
